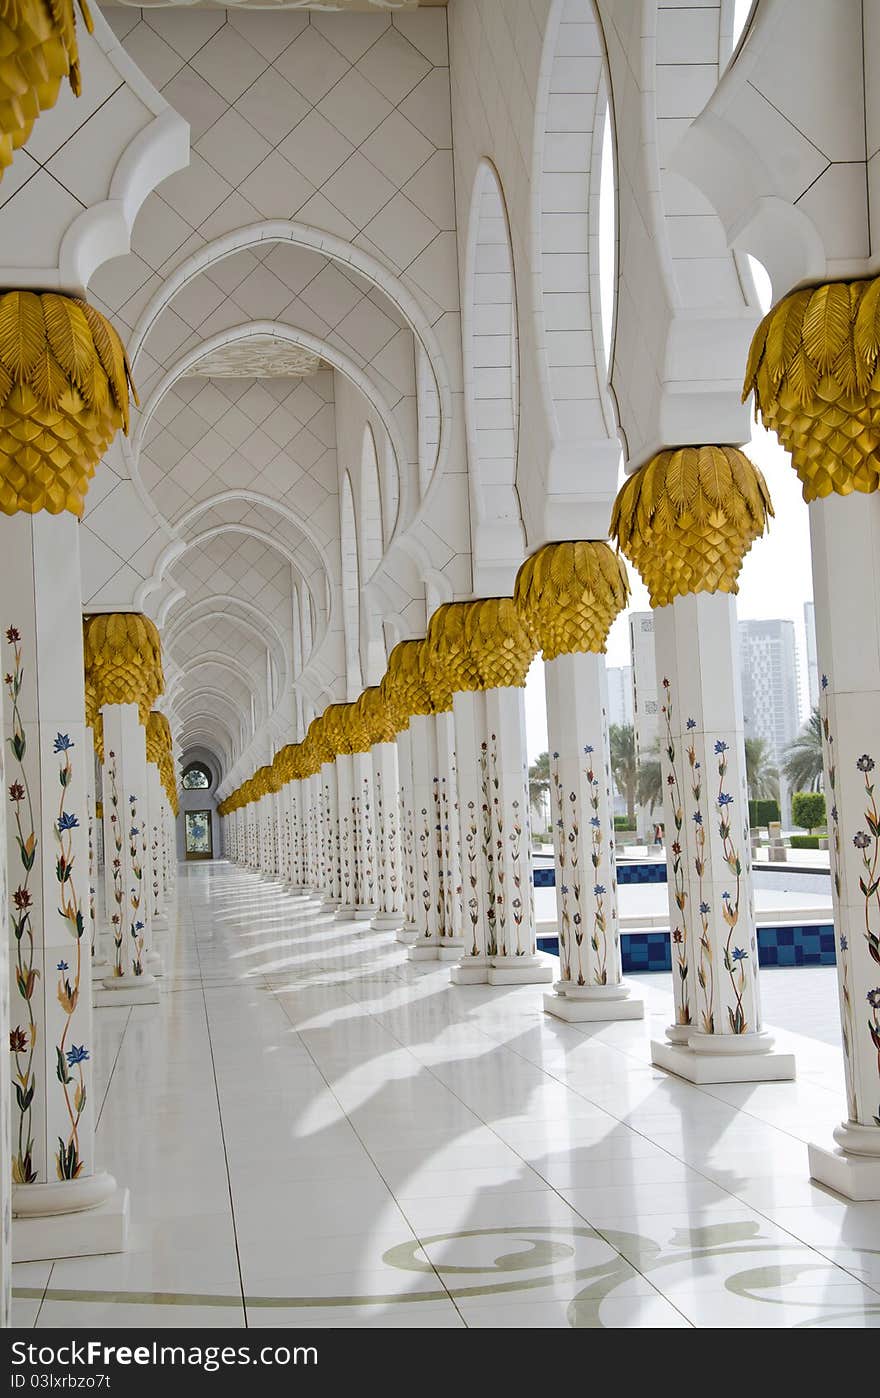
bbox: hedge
[748,798,780,828]
[790,834,820,850]
[613,817,636,831]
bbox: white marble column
[808,492,880,1197]
[2,513,128,1258]
[450,689,495,983]
[353,749,378,918]
[543,653,643,1022]
[394,725,419,944]
[433,709,464,961]
[95,704,160,1005]
[335,753,357,918]
[146,762,169,937]
[274,787,289,885]
[305,773,320,892]
[371,739,404,930]
[0,720,8,1319]
[482,687,551,985]
[320,761,341,908]
[408,712,444,959]
[288,780,307,894]
[84,724,105,974]
[650,593,794,1082]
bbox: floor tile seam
[490,1019,825,1162]
[268,977,465,1326]
[333,950,867,1287]
[192,916,250,1328]
[295,975,661,1304]
[94,1007,133,1135]
[186,878,868,1319]
[489,1040,870,1264]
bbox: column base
[152,914,170,933]
[145,950,163,976]
[13,1186,130,1262]
[408,940,439,961]
[371,911,404,930]
[95,971,160,1007]
[651,1031,796,1084]
[808,1121,880,1200]
[488,954,554,985]
[334,904,358,921]
[353,905,378,920]
[544,981,645,1022]
[396,924,420,946]
[321,894,341,909]
[450,955,490,984]
[664,1022,693,1046]
[437,938,465,962]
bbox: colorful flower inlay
[128,792,145,976]
[661,679,691,1026]
[6,626,38,1185]
[686,726,714,1033]
[53,730,87,1179]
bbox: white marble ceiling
[84,4,462,784]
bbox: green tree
[792,790,826,833]
[637,740,663,814]
[609,724,637,822]
[528,750,550,825]
[744,736,779,801]
[782,707,824,793]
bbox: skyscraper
[804,601,819,710]
[630,613,659,838]
[738,619,802,769]
[606,664,633,730]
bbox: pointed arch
[463,159,526,594]
[340,472,363,701]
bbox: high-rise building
[629,613,659,837]
[804,601,819,710]
[606,664,633,730]
[738,619,801,769]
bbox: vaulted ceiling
[83,2,459,784]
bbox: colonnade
[0,290,180,1260]
[219,273,880,1200]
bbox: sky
[523,96,815,765]
[523,418,813,761]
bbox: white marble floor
[12,861,880,1329]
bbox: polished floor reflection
[12,861,880,1329]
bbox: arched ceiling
[86,4,460,783]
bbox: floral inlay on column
[661,679,691,1027]
[127,792,144,976]
[585,744,610,985]
[854,751,880,1125]
[714,739,750,1033]
[419,807,431,935]
[6,626,37,1185]
[362,775,375,907]
[87,792,96,959]
[825,680,855,1108]
[53,732,87,1180]
[550,753,575,983]
[478,742,497,957]
[432,777,444,931]
[685,719,713,1032]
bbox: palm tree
[609,724,637,821]
[744,736,779,801]
[637,740,663,813]
[782,707,824,793]
[528,751,550,825]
